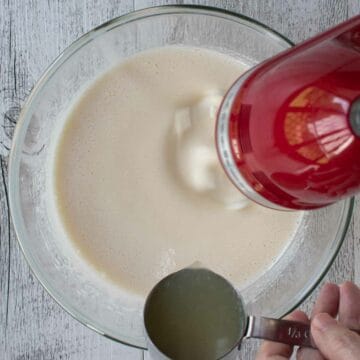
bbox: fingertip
[319,282,340,300]
[296,347,324,360]
[311,283,339,318]
[290,309,307,318]
[286,310,309,323]
[322,282,339,293]
[340,281,352,290]
[338,281,360,329]
[339,281,360,294]
[312,312,337,332]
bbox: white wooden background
[0,1,359,359]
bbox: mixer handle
[350,98,360,137]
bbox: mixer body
[217,16,360,210]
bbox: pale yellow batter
[53,46,300,296]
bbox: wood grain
[1,1,359,359]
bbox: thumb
[311,313,360,360]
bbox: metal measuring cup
[144,268,314,360]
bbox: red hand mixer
[217,15,360,210]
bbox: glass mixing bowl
[9,5,353,349]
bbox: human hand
[255,282,360,360]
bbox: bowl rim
[8,4,354,350]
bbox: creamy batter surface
[53,46,300,296]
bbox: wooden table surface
[1,1,359,359]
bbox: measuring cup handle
[245,316,315,348]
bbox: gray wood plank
[0,1,142,359]
[134,0,349,41]
[1,0,359,359]
[349,0,360,15]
